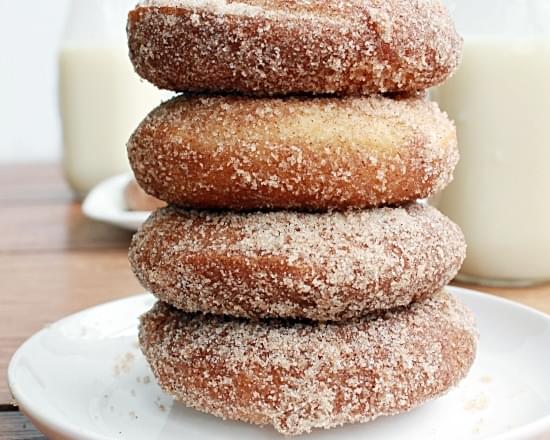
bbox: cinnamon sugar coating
[127,0,462,95]
[139,291,477,435]
[128,94,458,211]
[129,203,466,320]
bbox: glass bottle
[59,0,165,198]
[432,0,550,286]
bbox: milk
[432,38,550,284]
[59,45,164,197]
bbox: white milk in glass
[59,46,162,196]
[432,37,550,284]
[59,0,165,197]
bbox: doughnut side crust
[129,204,466,320]
[139,291,478,435]
[127,94,458,211]
[127,0,462,95]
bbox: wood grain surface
[1,163,549,438]
[1,164,142,436]
[0,413,47,440]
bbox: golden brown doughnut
[128,94,458,211]
[124,179,166,212]
[139,291,477,435]
[127,0,462,95]
[129,203,466,320]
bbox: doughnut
[125,179,166,212]
[127,94,458,211]
[129,203,466,320]
[139,291,477,435]
[127,0,462,95]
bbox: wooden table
[1,164,549,439]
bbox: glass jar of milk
[432,0,550,286]
[59,0,166,198]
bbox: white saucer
[82,174,149,231]
[8,287,550,440]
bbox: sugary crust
[127,0,462,95]
[127,94,458,211]
[139,291,477,435]
[129,203,466,320]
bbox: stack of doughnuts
[126,0,477,435]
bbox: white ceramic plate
[82,174,149,231]
[8,287,550,440]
